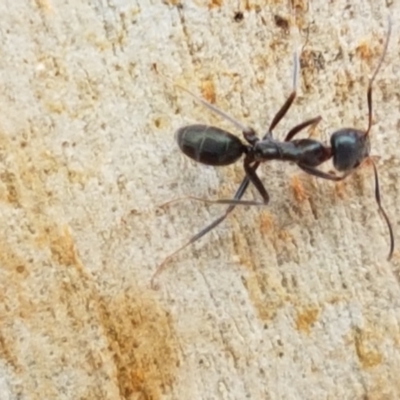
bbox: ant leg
[267,91,296,135]
[243,158,270,204]
[152,158,271,288]
[151,210,233,289]
[297,163,350,181]
[284,116,322,142]
[370,159,394,260]
[158,159,269,209]
[151,174,254,289]
[265,50,300,135]
[159,195,266,208]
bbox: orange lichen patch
[259,211,275,235]
[351,167,368,194]
[0,171,21,206]
[291,0,308,12]
[165,0,181,5]
[34,0,53,12]
[98,292,180,399]
[361,157,377,169]
[300,50,313,70]
[290,175,309,203]
[0,238,29,277]
[269,37,289,53]
[391,250,400,267]
[295,307,319,334]
[200,79,216,104]
[49,225,83,269]
[277,229,292,243]
[243,274,284,322]
[355,41,373,62]
[0,330,22,373]
[67,169,90,185]
[327,295,344,305]
[231,225,252,268]
[334,69,356,103]
[290,0,308,28]
[86,32,112,52]
[334,180,347,200]
[354,329,383,369]
[208,0,223,8]
[44,101,65,114]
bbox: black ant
[152,19,393,288]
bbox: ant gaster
[152,19,393,288]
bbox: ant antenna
[293,48,300,91]
[291,3,301,93]
[162,75,253,134]
[266,50,299,134]
[266,6,301,134]
[369,158,394,260]
[365,16,392,136]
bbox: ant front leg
[284,116,322,142]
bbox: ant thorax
[252,138,330,167]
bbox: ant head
[330,129,370,172]
[330,19,391,173]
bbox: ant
[151,19,394,288]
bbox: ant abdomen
[330,129,370,171]
[176,124,247,166]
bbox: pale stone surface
[0,1,399,399]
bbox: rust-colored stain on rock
[258,211,275,235]
[243,275,282,322]
[0,326,22,373]
[208,0,223,8]
[0,171,21,206]
[34,0,53,12]
[98,292,180,399]
[290,175,309,203]
[291,0,308,12]
[295,308,319,334]
[200,79,216,104]
[164,0,181,5]
[354,328,383,369]
[334,181,347,200]
[356,42,373,62]
[49,226,82,269]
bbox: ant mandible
[151,19,394,288]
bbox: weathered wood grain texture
[0,0,399,399]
